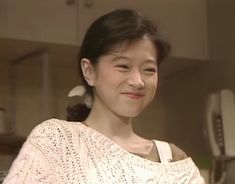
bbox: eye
[143,68,157,74]
[115,64,129,70]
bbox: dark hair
[67,9,170,122]
[67,104,90,122]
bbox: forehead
[97,37,157,66]
[109,35,156,53]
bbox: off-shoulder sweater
[3,119,205,184]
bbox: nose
[127,70,145,89]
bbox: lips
[121,92,145,99]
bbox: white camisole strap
[154,140,173,163]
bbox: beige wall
[160,61,227,154]
[0,62,13,170]
[134,94,167,140]
[207,0,235,181]
[0,62,9,114]
[12,55,79,136]
[208,0,235,90]
[0,48,79,170]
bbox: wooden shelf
[0,134,26,154]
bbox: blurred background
[0,0,235,183]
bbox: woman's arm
[3,139,57,184]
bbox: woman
[4,9,205,183]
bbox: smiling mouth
[121,92,145,99]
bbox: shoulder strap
[154,140,173,163]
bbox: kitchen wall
[208,0,235,90]
[207,0,235,182]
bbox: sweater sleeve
[3,123,58,184]
[3,140,57,184]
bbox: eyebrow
[143,59,157,65]
[110,54,157,65]
[111,55,130,62]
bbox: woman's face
[91,36,158,118]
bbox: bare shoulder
[169,143,188,161]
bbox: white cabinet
[0,0,78,44]
[0,0,208,60]
[78,0,208,60]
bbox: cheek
[95,71,121,97]
[146,77,158,99]
[148,75,158,90]
[97,67,122,86]
[95,66,112,84]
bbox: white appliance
[205,89,235,184]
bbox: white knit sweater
[3,119,205,184]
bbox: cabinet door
[78,0,208,60]
[0,0,78,44]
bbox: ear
[80,58,96,86]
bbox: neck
[83,99,135,140]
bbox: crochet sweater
[3,119,205,184]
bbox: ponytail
[67,103,91,122]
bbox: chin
[114,103,149,118]
[119,110,142,118]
